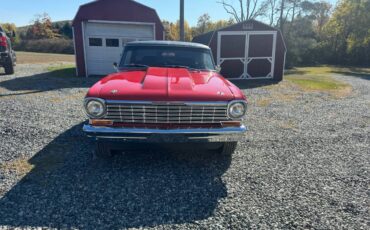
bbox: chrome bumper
[83,124,247,143]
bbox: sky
[0,0,338,27]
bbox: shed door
[217,31,277,79]
[84,21,155,76]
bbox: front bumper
[83,124,247,143]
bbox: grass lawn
[283,66,370,97]
[16,51,75,64]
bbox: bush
[14,39,74,54]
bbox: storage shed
[193,20,286,81]
[73,0,164,77]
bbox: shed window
[106,38,119,47]
[89,38,102,47]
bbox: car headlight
[84,98,106,118]
[228,101,247,119]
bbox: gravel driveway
[0,64,369,229]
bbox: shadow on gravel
[231,79,279,89]
[0,123,230,229]
[331,71,370,81]
[0,68,100,97]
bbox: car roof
[125,40,211,49]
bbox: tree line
[1,13,74,54]
[1,0,369,67]
[165,0,370,67]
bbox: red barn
[72,0,164,77]
[193,20,286,82]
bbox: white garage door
[84,21,155,76]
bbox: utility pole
[180,0,185,41]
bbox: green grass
[286,66,370,78]
[46,64,76,78]
[284,66,356,97]
[285,75,348,91]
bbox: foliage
[163,14,235,41]
[320,0,370,65]
[26,13,59,39]
[15,39,74,54]
[163,20,193,41]
[192,14,235,38]
[218,0,370,68]
[0,22,19,44]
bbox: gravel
[0,64,369,229]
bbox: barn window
[89,38,102,47]
[106,38,119,47]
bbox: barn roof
[72,0,164,30]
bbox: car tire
[219,142,238,156]
[95,141,113,158]
[4,59,14,75]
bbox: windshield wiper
[121,64,149,69]
[161,65,200,71]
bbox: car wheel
[95,141,113,158]
[218,142,238,156]
[4,59,14,75]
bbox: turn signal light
[89,119,114,126]
[221,121,241,127]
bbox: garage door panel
[84,22,155,76]
[85,22,154,38]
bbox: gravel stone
[0,64,369,229]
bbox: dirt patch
[0,158,34,178]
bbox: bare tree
[267,0,278,26]
[217,0,269,22]
[279,0,286,32]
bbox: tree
[27,13,58,39]
[322,0,370,65]
[196,13,212,34]
[0,22,18,44]
[59,22,73,39]
[163,20,192,41]
[1,23,16,34]
[191,14,235,38]
[217,0,269,22]
[267,0,279,26]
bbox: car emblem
[217,91,225,96]
[111,90,118,94]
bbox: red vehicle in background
[83,41,248,158]
[0,26,16,75]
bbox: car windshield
[119,45,216,71]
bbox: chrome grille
[105,102,229,124]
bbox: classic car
[83,41,248,158]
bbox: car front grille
[105,102,229,124]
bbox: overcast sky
[0,0,339,27]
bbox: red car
[83,41,247,157]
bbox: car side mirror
[113,62,118,72]
[215,65,221,73]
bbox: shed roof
[193,19,286,50]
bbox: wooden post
[180,0,185,41]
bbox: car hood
[87,67,245,101]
